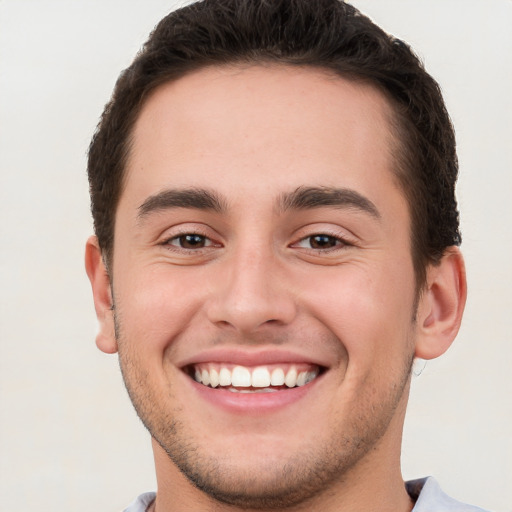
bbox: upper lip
[178,347,330,369]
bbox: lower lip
[189,376,321,414]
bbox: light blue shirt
[406,477,490,512]
[123,477,491,511]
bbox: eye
[166,233,213,249]
[294,234,346,250]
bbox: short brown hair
[88,0,461,287]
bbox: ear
[414,247,467,360]
[85,236,118,354]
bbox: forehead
[125,65,400,208]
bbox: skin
[86,65,466,511]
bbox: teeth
[209,368,219,388]
[296,371,307,387]
[305,371,316,384]
[285,367,297,387]
[192,364,319,390]
[219,367,231,386]
[231,366,251,387]
[270,368,285,386]
[251,367,271,387]
[235,388,278,393]
[201,369,210,386]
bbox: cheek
[299,261,416,363]
[112,265,207,352]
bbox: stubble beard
[114,312,414,510]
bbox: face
[108,66,420,507]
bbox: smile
[190,363,320,393]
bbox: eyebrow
[136,185,380,221]
[137,187,226,220]
[278,186,381,218]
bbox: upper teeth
[193,364,319,389]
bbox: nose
[206,245,297,334]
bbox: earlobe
[414,247,467,360]
[85,236,118,354]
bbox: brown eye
[169,234,211,249]
[181,234,206,248]
[307,235,340,249]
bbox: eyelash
[292,232,353,252]
[161,230,352,254]
[162,232,217,251]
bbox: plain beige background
[0,1,510,510]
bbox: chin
[147,412,387,510]
[158,439,353,509]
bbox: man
[85,1,486,510]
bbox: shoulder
[407,477,492,512]
[122,491,156,512]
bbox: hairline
[104,61,430,293]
